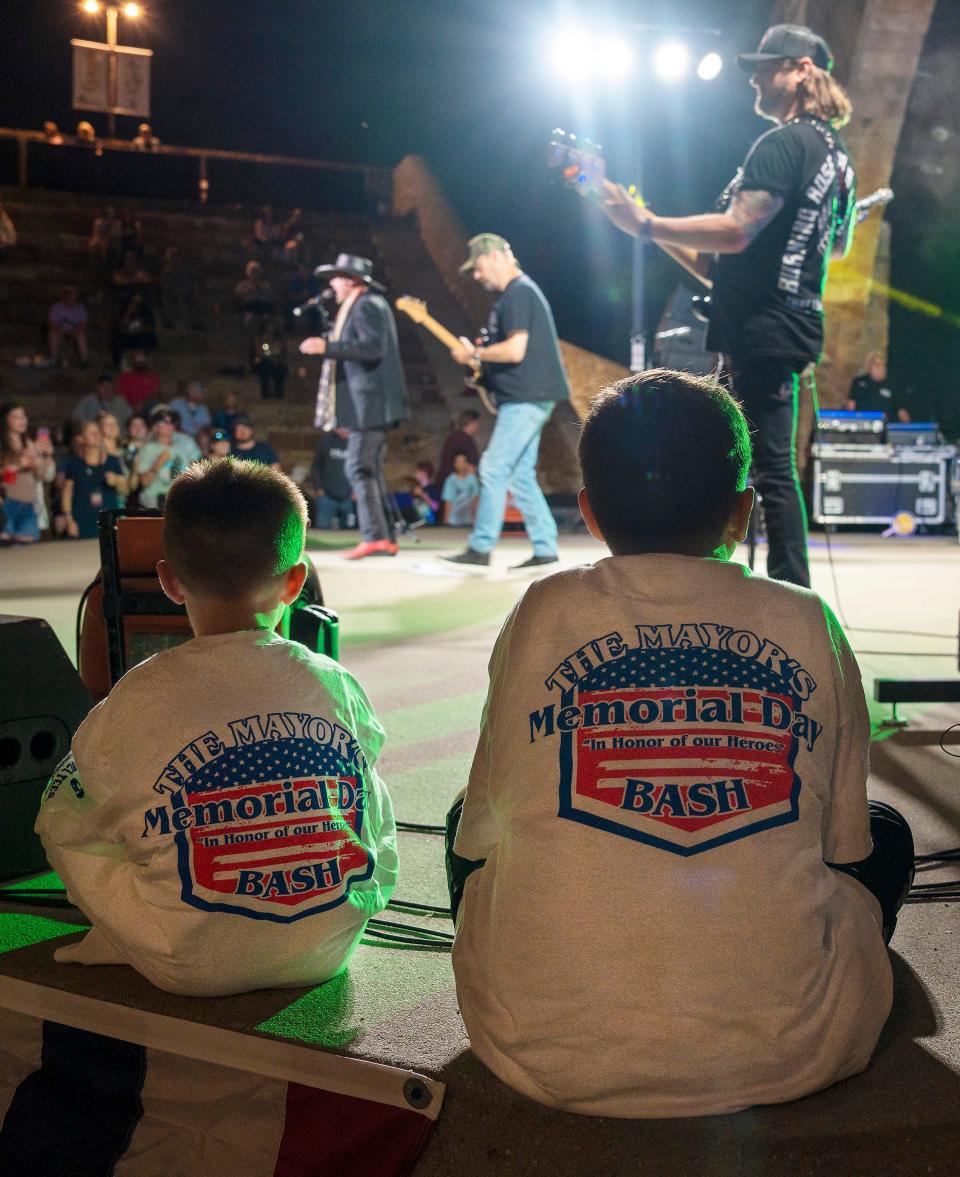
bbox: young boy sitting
[448,369,914,1117]
[37,458,398,997]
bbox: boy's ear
[156,559,185,605]
[578,487,605,544]
[727,487,756,544]
[280,560,309,606]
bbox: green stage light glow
[0,913,88,956]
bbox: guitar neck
[410,311,462,353]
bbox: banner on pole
[71,39,152,117]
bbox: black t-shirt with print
[848,374,896,414]
[231,440,278,466]
[707,119,855,364]
[484,275,570,406]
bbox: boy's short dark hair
[163,458,308,598]
[579,369,752,555]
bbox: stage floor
[1,528,959,1174]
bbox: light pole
[80,1,142,139]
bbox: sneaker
[442,547,490,567]
[510,554,559,570]
[343,539,398,560]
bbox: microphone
[291,289,335,319]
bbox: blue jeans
[469,401,558,555]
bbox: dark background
[0,0,957,427]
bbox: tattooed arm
[600,182,783,280]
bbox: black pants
[728,354,810,588]
[445,796,485,924]
[345,428,391,543]
[446,799,914,941]
[828,800,915,944]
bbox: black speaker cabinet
[0,616,93,881]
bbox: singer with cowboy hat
[300,254,409,559]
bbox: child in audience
[38,458,398,996]
[441,452,479,526]
[448,369,914,1117]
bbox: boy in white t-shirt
[37,458,397,996]
[448,369,914,1118]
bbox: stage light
[123,2,141,16]
[81,0,100,13]
[697,52,723,81]
[653,40,689,80]
[599,35,633,80]
[547,27,590,78]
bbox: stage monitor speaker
[0,615,93,881]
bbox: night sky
[1,1,957,425]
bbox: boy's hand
[153,450,172,471]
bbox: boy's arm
[820,605,873,864]
[454,603,520,862]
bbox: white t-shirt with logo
[453,554,890,1118]
[37,629,398,997]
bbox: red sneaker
[343,539,399,560]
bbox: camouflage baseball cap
[459,233,512,272]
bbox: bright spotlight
[548,27,591,79]
[697,52,723,81]
[123,2,141,16]
[81,0,100,13]
[600,35,633,80]
[653,40,689,80]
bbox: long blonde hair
[796,64,852,129]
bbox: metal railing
[0,127,392,213]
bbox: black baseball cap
[737,24,833,73]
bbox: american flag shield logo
[558,645,803,855]
[171,737,374,922]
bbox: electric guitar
[548,128,894,311]
[395,295,498,415]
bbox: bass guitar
[547,127,894,310]
[395,295,498,415]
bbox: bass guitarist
[446,233,571,570]
[600,24,856,588]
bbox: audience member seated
[73,373,132,431]
[441,452,479,526]
[117,351,161,411]
[1,403,55,545]
[234,260,275,324]
[47,287,89,368]
[208,428,232,459]
[132,405,198,511]
[410,460,440,524]
[437,409,481,493]
[252,317,288,399]
[112,250,157,368]
[75,121,102,153]
[285,262,322,333]
[159,245,201,329]
[96,410,131,505]
[212,388,242,436]
[170,381,212,437]
[36,458,398,996]
[252,203,283,262]
[307,426,354,530]
[447,368,915,1118]
[131,122,161,151]
[169,410,204,467]
[61,419,126,539]
[42,120,65,145]
[231,415,279,469]
[88,207,122,277]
